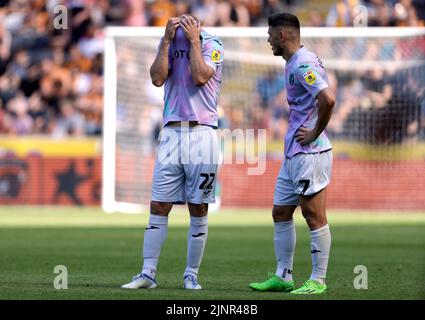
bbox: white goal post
[102,27,425,214]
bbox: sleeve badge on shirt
[211,49,221,63]
[303,70,316,85]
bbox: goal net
[103,27,425,213]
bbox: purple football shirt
[161,27,224,127]
[284,46,332,158]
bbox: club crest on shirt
[211,49,221,63]
[303,70,316,85]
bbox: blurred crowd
[324,0,425,27]
[0,0,424,137]
[222,33,425,143]
[238,65,425,145]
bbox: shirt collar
[286,45,305,66]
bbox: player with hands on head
[121,14,224,291]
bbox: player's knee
[188,203,208,217]
[303,214,316,228]
[302,212,326,230]
[272,206,293,222]
[150,201,172,216]
[272,208,281,220]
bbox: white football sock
[184,215,208,278]
[275,219,296,281]
[310,224,331,284]
[142,214,169,278]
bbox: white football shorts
[273,150,333,206]
[151,125,219,204]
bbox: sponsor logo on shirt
[303,70,316,85]
[211,49,221,63]
[173,49,190,60]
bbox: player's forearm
[312,90,335,138]
[189,40,212,86]
[150,39,171,87]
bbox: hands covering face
[178,14,201,44]
[164,15,201,44]
[164,17,180,42]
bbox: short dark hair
[268,13,300,32]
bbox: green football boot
[249,273,295,292]
[290,279,327,294]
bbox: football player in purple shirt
[249,13,336,295]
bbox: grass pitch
[0,207,424,300]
